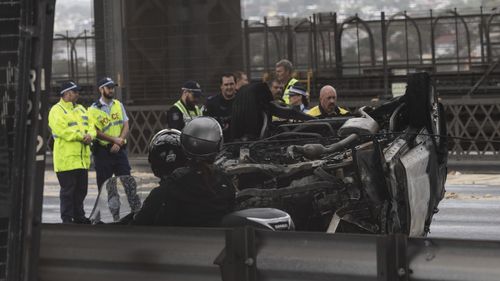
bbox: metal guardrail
[126,99,500,163]
[39,224,500,281]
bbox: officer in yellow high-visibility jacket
[275,59,299,104]
[48,81,96,224]
[88,77,139,213]
[165,80,203,130]
[308,85,349,118]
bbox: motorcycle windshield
[89,175,151,224]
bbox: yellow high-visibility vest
[282,78,299,104]
[308,105,349,117]
[174,100,202,125]
[48,99,96,172]
[88,99,126,146]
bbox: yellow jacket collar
[59,99,75,110]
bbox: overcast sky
[54,0,496,34]
[54,0,93,35]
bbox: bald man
[308,85,349,118]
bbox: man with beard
[88,77,140,213]
[308,85,349,118]
[203,73,236,140]
[166,81,203,130]
[275,59,298,104]
[269,78,284,102]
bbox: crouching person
[132,117,235,226]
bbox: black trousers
[56,169,88,222]
[93,144,132,190]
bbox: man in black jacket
[203,73,237,140]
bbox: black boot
[74,216,91,224]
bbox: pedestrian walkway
[43,168,158,223]
[446,171,500,186]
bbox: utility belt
[92,141,127,153]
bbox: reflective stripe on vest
[174,100,201,124]
[89,100,125,145]
[48,101,92,172]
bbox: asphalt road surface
[429,184,500,241]
[42,170,500,241]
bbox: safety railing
[39,224,500,281]
[127,105,167,155]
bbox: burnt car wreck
[217,72,448,236]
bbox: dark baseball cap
[182,80,203,96]
[60,81,82,95]
[97,77,118,89]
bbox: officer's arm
[95,129,119,144]
[202,99,213,116]
[119,120,129,140]
[83,108,97,139]
[269,101,316,121]
[48,108,83,142]
[166,107,184,130]
[87,122,97,139]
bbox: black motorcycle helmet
[180,117,223,161]
[148,129,187,177]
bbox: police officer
[308,85,349,118]
[275,59,299,104]
[203,73,236,140]
[88,77,137,200]
[132,117,235,226]
[288,83,309,113]
[48,81,96,224]
[166,81,203,130]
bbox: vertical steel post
[6,1,56,280]
[312,15,318,75]
[264,17,270,74]
[381,12,390,99]
[334,13,342,78]
[454,8,460,72]
[328,13,334,69]
[404,11,410,73]
[479,7,485,64]
[286,18,292,61]
[84,30,90,84]
[244,20,251,80]
[430,10,436,74]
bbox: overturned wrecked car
[217,72,448,236]
[90,72,447,237]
